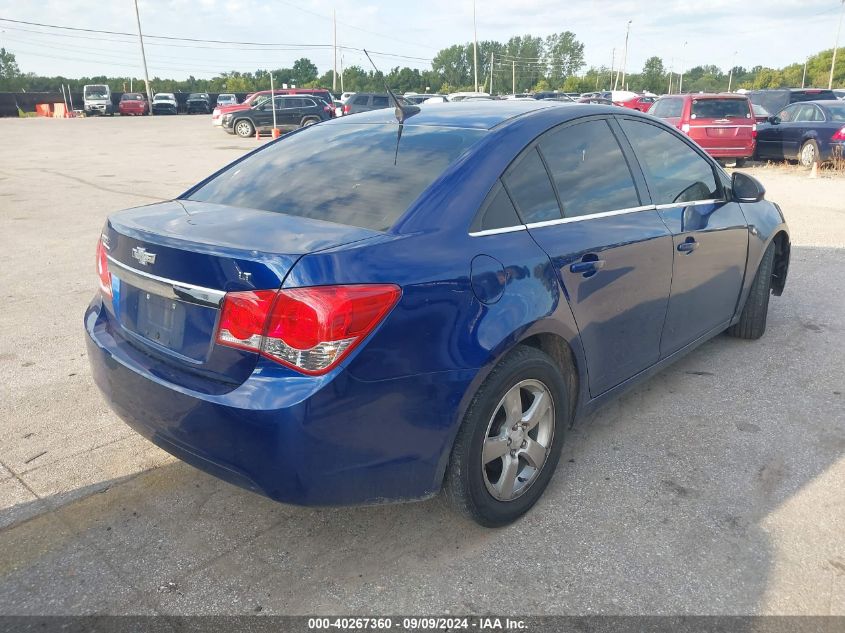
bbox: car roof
[332,100,578,130]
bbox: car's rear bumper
[700,145,755,158]
[85,297,472,506]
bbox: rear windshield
[121,93,144,101]
[691,99,750,119]
[187,123,486,231]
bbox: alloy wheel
[481,379,555,501]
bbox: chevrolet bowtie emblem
[131,247,157,266]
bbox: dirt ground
[0,115,843,615]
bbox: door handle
[570,256,605,275]
[677,238,699,253]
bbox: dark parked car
[186,93,211,114]
[532,91,574,101]
[756,100,845,166]
[747,88,838,118]
[578,97,613,105]
[342,92,392,115]
[118,93,148,116]
[86,101,789,526]
[151,93,178,115]
[222,95,330,137]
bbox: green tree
[640,56,665,93]
[0,48,21,90]
[544,31,585,87]
[291,58,318,86]
[433,44,471,88]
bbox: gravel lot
[0,115,843,615]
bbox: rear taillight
[342,104,350,115]
[216,284,401,375]
[96,238,112,298]
[832,127,845,141]
[752,123,758,138]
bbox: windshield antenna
[363,49,420,123]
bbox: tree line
[1,36,843,97]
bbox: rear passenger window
[286,98,305,108]
[539,120,640,218]
[502,149,561,224]
[352,95,369,105]
[470,182,522,232]
[620,119,719,205]
[372,96,389,107]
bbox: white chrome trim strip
[468,225,528,237]
[524,205,657,229]
[107,255,226,308]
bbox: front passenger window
[620,119,719,205]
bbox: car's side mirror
[732,172,766,203]
[767,115,781,125]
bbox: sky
[0,0,842,81]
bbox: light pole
[802,57,808,88]
[727,50,738,92]
[472,0,479,92]
[679,40,688,93]
[830,0,845,89]
[620,20,632,91]
[132,0,154,115]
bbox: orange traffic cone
[255,128,261,141]
[272,128,281,139]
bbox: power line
[0,16,432,63]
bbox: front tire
[727,241,775,340]
[234,119,255,138]
[444,346,569,527]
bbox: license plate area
[135,291,186,349]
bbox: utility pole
[668,58,674,94]
[472,0,479,92]
[679,40,688,93]
[332,9,337,92]
[512,60,516,95]
[728,50,738,92]
[489,52,494,95]
[607,47,616,86]
[802,57,808,88]
[620,20,632,91]
[132,0,154,115]
[340,54,345,93]
[830,0,845,89]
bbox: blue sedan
[85,101,790,526]
[755,99,845,166]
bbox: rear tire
[444,346,569,527]
[301,117,319,127]
[234,119,255,138]
[799,139,820,168]
[735,158,746,168]
[727,241,775,340]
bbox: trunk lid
[102,200,379,387]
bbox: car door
[508,117,675,396]
[779,104,816,158]
[618,117,749,358]
[280,97,305,129]
[756,104,796,159]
